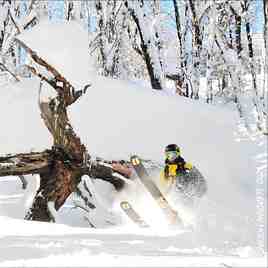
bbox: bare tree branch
[0,151,50,177]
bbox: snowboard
[130,155,182,225]
[120,201,149,228]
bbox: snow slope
[0,20,266,266]
[0,217,265,267]
[0,77,266,267]
[70,74,264,230]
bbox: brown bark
[10,38,88,221]
[0,29,132,222]
[0,151,50,177]
[25,147,84,221]
[166,74,186,96]
[19,175,28,189]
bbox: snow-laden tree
[264,0,268,62]
[184,0,266,132]
[162,0,266,132]
[94,0,127,78]
[169,0,212,98]
[264,0,268,124]
[187,0,204,99]
[1,0,266,136]
[65,0,89,23]
[171,0,189,96]
[125,0,165,89]
[163,0,187,95]
[223,0,266,131]
[240,0,265,131]
[0,0,47,82]
[0,1,22,81]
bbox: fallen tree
[0,27,131,223]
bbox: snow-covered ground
[0,216,265,267]
[0,20,266,267]
[0,76,267,267]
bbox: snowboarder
[163,144,193,178]
[160,144,207,204]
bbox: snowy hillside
[0,76,267,267]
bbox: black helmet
[165,144,180,153]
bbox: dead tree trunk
[0,37,131,222]
[16,39,88,221]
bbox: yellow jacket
[160,162,193,186]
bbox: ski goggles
[165,151,179,160]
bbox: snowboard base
[131,155,183,226]
[120,201,149,228]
